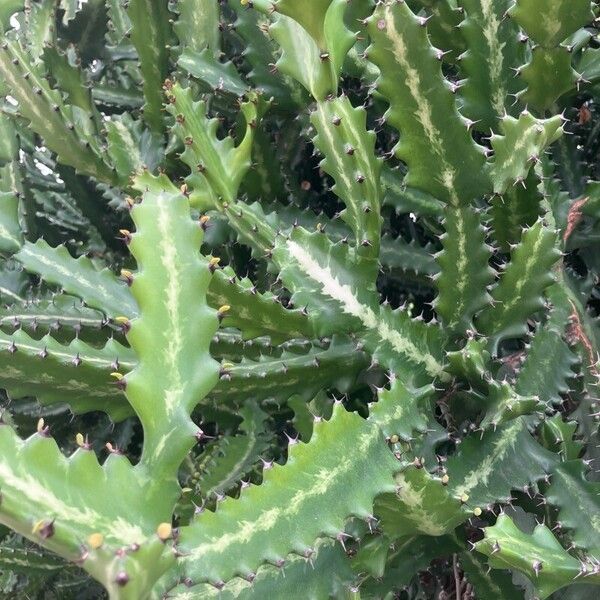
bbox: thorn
[195,429,214,442]
[336,532,351,551]
[284,432,299,445]
[261,458,274,470]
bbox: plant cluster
[0,0,600,599]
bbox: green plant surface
[489,112,564,194]
[368,375,431,441]
[124,172,219,479]
[0,424,176,599]
[166,82,259,208]
[446,417,558,506]
[155,539,353,600]
[367,1,489,205]
[476,514,600,598]
[457,0,525,130]
[187,401,272,501]
[178,48,247,96]
[0,1,598,598]
[459,550,525,600]
[546,460,600,554]
[476,220,562,353]
[508,1,593,112]
[489,170,542,252]
[267,0,355,94]
[0,190,22,253]
[172,0,221,57]
[0,41,118,185]
[434,205,494,335]
[15,240,137,319]
[125,0,171,134]
[375,467,468,538]
[518,47,580,112]
[310,95,381,254]
[0,329,133,420]
[508,0,594,48]
[176,402,399,585]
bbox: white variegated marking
[383,5,460,206]
[0,337,135,370]
[455,419,522,496]
[480,0,507,116]
[495,123,542,184]
[285,240,443,376]
[187,424,382,561]
[540,2,561,44]
[0,461,145,544]
[0,286,24,302]
[21,245,114,306]
[442,208,469,328]
[110,120,142,171]
[0,223,20,248]
[395,473,447,535]
[314,106,360,234]
[491,225,545,322]
[278,16,322,96]
[157,198,184,417]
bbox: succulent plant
[0,1,600,599]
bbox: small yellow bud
[114,316,130,325]
[221,362,235,370]
[37,418,45,433]
[110,372,124,380]
[32,520,45,534]
[241,0,249,5]
[473,507,482,517]
[441,474,450,485]
[389,434,399,444]
[76,433,85,447]
[209,257,221,267]
[156,522,172,541]
[120,269,133,279]
[32,519,54,538]
[200,215,211,225]
[217,305,231,315]
[119,229,131,237]
[460,493,469,504]
[88,533,104,549]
